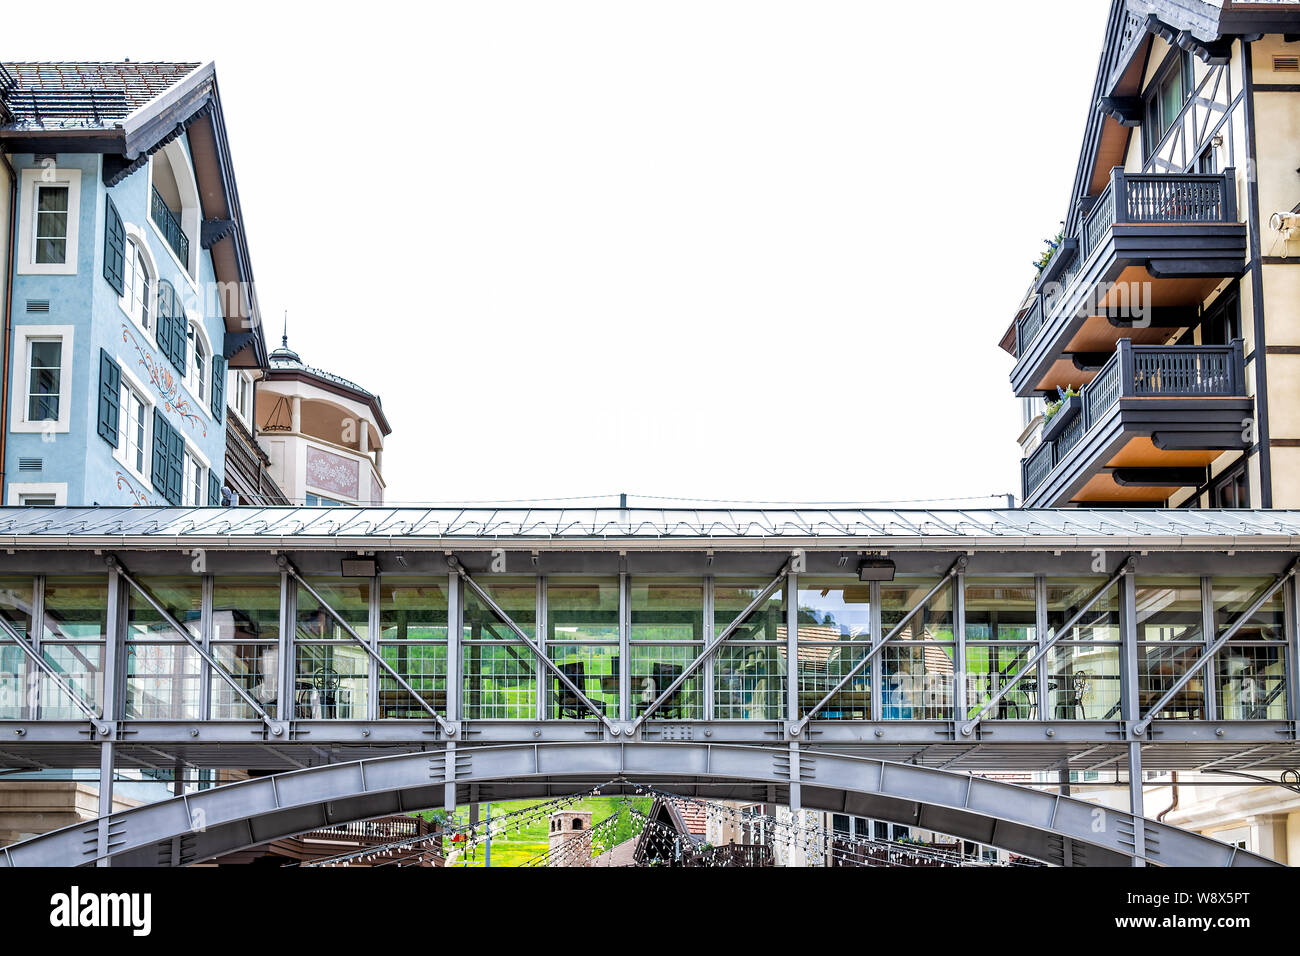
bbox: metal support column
[870,580,882,722]
[788,740,802,868]
[447,571,461,728]
[704,575,714,720]
[1201,576,1218,721]
[1287,578,1299,723]
[953,569,967,722]
[97,568,123,868]
[1128,741,1146,867]
[278,570,295,723]
[1036,576,1050,720]
[786,571,798,725]
[619,571,630,724]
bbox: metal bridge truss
[0,742,1278,868]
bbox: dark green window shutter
[97,349,121,447]
[155,281,173,362]
[151,409,171,498]
[210,354,226,419]
[156,281,187,375]
[103,198,126,296]
[208,471,221,507]
[166,427,185,505]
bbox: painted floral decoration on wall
[121,324,208,438]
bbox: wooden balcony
[1021,340,1249,507]
[1010,167,1246,399]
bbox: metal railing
[1021,340,1245,500]
[1014,167,1236,359]
[151,185,189,265]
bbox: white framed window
[6,482,67,506]
[184,321,209,406]
[120,233,154,332]
[9,325,74,433]
[114,370,152,481]
[182,447,207,507]
[16,168,81,275]
[231,371,253,424]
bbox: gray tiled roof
[0,61,200,129]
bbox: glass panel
[40,576,107,718]
[881,578,953,641]
[714,644,786,719]
[630,644,702,719]
[294,644,367,718]
[547,643,618,719]
[127,575,202,641]
[0,578,34,719]
[1213,577,1284,641]
[462,642,536,719]
[964,643,1036,718]
[715,579,785,641]
[630,577,703,641]
[125,643,200,719]
[211,642,278,719]
[547,577,618,642]
[378,643,447,717]
[296,579,370,641]
[1046,645,1122,720]
[380,576,449,641]
[964,577,1037,641]
[27,340,61,421]
[796,643,869,719]
[462,576,537,719]
[43,576,109,643]
[881,644,954,719]
[1216,645,1286,720]
[40,644,103,718]
[797,578,872,641]
[463,577,535,640]
[213,576,281,644]
[1046,577,1120,642]
[1136,577,1205,719]
[1135,578,1203,642]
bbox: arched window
[121,238,152,331]
[572,819,584,831]
[185,323,208,403]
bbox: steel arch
[0,742,1279,867]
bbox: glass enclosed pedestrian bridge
[0,505,1295,775]
[0,505,1296,868]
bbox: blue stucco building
[0,61,269,506]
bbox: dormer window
[1143,50,1193,158]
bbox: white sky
[12,0,1111,507]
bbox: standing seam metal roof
[0,506,1297,547]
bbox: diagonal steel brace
[1134,556,1299,736]
[277,557,457,736]
[790,556,966,735]
[959,557,1133,737]
[109,557,286,737]
[449,557,616,733]
[0,612,113,737]
[628,559,793,733]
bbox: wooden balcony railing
[1021,339,1246,501]
[1015,167,1237,358]
[151,185,189,266]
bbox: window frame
[16,168,82,276]
[113,367,154,483]
[1143,49,1195,160]
[118,228,157,334]
[182,319,211,408]
[6,482,68,506]
[181,443,210,508]
[9,325,74,433]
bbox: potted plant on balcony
[1040,385,1081,443]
